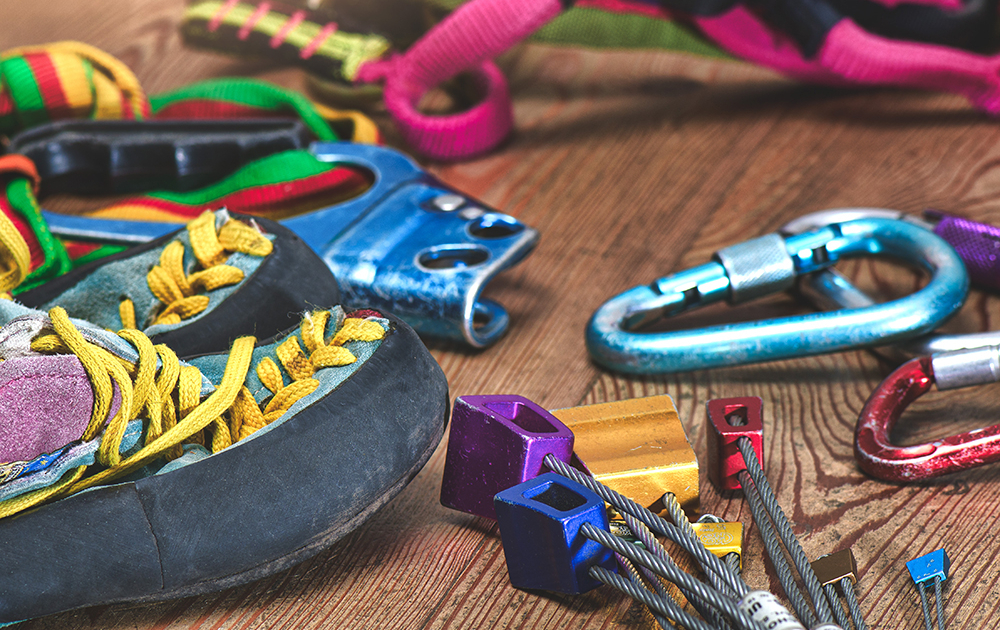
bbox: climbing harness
[586,217,968,374]
[180,0,1000,161]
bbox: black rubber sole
[0,314,448,624]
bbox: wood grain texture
[6,2,1000,628]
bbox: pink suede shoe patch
[0,355,99,463]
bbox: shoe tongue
[0,354,119,463]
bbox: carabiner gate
[586,218,968,374]
[784,208,1000,359]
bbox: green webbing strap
[5,178,72,292]
[150,78,339,141]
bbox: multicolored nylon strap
[181,0,516,161]
[178,0,1000,162]
[181,0,393,84]
[0,41,375,291]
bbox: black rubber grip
[6,119,312,196]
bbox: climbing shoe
[16,208,342,357]
[0,304,448,623]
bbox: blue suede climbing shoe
[0,304,448,624]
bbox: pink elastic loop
[356,0,562,159]
[367,58,513,161]
[397,0,562,93]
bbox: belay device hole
[473,309,492,329]
[418,247,489,269]
[469,215,524,240]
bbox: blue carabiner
[42,142,538,348]
[586,218,969,374]
[783,208,1000,359]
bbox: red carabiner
[855,356,1000,481]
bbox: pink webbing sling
[357,0,1000,160]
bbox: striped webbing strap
[0,41,377,289]
[181,0,393,83]
[0,42,378,143]
[0,156,72,292]
[0,41,149,135]
[11,148,371,286]
[180,0,525,161]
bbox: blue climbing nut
[906,549,951,586]
[494,472,617,594]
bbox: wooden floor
[8,2,1000,629]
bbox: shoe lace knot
[120,210,273,328]
[229,309,387,440]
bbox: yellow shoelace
[0,305,386,520]
[0,212,29,298]
[119,211,273,329]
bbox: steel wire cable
[580,523,763,630]
[724,553,741,575]
[840,577,867,630]
[623,513,735,630]
[917,583,933,630]
[933,576,946,630]
[590,565,718,630]
[737,470,818,627]
[632,558,674,601]
[544,454,747,599]
[823,583,854,630]
[736,437,836,625]
[617,555,673,630]
[663,492,700,541]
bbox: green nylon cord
[150,78,339,141]
[69,244,128,267]
[7,179,72,293]
[0,56,47,133]
[182,1,391,81]
[145,149,332,205]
